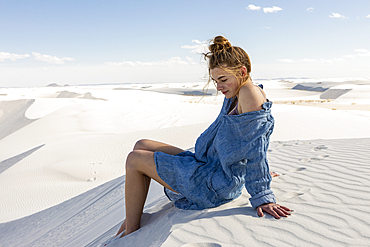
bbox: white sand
[0,79,370,246]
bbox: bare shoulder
[238,84,266,113]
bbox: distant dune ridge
[292,82,355,99]
[56,90,106,100]
[319,89,352,99]
[0,78,369,246]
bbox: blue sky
[1,0,370,87]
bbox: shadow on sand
[0,144,45,174]
[0,99,38,140]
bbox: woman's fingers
[275,208,289,218]
[257,203,293,219]
[268,208,281,219]
[277,206,293,217]
[257,206,264,217]
[280,205,293,212]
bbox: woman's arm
[238,86,293,217]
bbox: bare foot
[119,231,126,238]
[116,219,126,237]
[270,171,279,178]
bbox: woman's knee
[126,150,140,171]
[125,150,154,172]
[133,139,151,151]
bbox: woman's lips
[222,91,228,95]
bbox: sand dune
[56,90,82,98]
[0,79,369,246]
[319,89,352,99]
[0,99,37,140]
[56,90,107,101]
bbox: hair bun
[209,36,232,53]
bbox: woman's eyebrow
[211,75,226,81]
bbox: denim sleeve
[214,115,276,208]
[243,139,276,208]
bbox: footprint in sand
[288,167,306,172]
[277,141,311,147]
[277,143,292,147]
[181,243,222,247]
[87,177,96,182]
[312,145,328,151]
[279,167,306,176]
[299,155,329,163]
[297,141,311,145]
[282,188,311,201]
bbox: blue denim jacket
[154,97,276,210]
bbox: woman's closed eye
[214,79,227,84]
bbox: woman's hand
[257,203,292,219]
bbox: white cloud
[366,14,370,18]
[263,6,282,13]
[246,4,261,11]
[278,57,347,64]
[355,49,368,53]
[185,56,197,65]
[106,57,189,67]
[263,27,271,29]
[355,49,370,56]
[300,59,318,63]
[32,52,75,64]
[106,61,136,66]
[306,7,314,12]
[181,39,208,54]
[0,52,30,62]
[191,40,205,44]
[320,58,345,63]
[329,12,348,19]
[277,59,296,63]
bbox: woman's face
[210,67,240,99]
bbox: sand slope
[1,138,369,246]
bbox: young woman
[116,36,292,238]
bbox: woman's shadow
[107,192,260,247]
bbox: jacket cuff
[249,189,276,208]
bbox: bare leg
[117,140,183,237]
[133,139,185,155]
[133,139,183,205]
[115,175,152,237]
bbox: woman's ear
[240,66,247,78]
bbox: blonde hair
[203,36,252,97]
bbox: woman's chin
[224,93,233,99]
[222,91,231,98]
